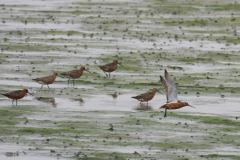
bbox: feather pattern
[33,72,58,85]
[99,63,117,72]
[61,70,82,79]
[160,70,178,103]
[132,88,158,102]
[2,90,22,99]
[160,76,168,102]
[2,89,29,100]
[132,92,153,101]
[34,76,54,84]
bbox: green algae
[0,109,24,117]
[170,113,240,127]
[17,127,94,135]
[0,119,19,125]
[143,141,211,150]
[202,154,240,159]
[185,30,230,34]
[207,4,240,10]
[179,57,212,63]
[46,30,85,36]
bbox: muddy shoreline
[1,0,240,159]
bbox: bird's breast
[19,91,27,99]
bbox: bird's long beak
[157,89,163,95]
[85,69,92,73]
[188,105,195,108]
[28,92,34,96]
[118,62,124,67]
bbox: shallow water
[35,94,240,116]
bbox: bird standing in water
[160,70,194,117]
[98,60,123,79]
[60,66,91,86]
[1,89,33,106]
[132,88,162,106]
[33,72,58,90]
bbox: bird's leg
[73,79,75,87]
[16,99,17,106]
[12,99,14,105]
[47,85,51,90]
[40,85,43,91]
[68,79,70,87]
[103,71,108,78]
[147,101,148,106]
[109,72,110,79]
[164,108,167,117]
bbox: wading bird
[98,60,123,78]
[132,88,162,106]
[2,89,33,106]
[33,72,58,90]
[160,70,194,117]
[60,67,91,86]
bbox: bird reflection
[109,92,118,99]
[72,98,84,105]
[135,104,153,111]
[35,97,56,107]
[5,152,14,157]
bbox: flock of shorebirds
[1,60,194,117]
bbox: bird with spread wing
[160,70,194,117]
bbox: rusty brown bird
[33,72,58,90]
[60,66,91,86]
[98,60,123,78]
[132,88,162,106]
[2,89,33,106]
[160,69,194,117]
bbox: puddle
[0,80,93,89]
[31,94,240,116]
[0,144,63,160]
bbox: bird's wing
[160,75,169,103]
[99,63,116,71]
[132,92,151,100]
[35,76,53,83]
[165,70,178,103]
[3,90,22,98]
[61,70,78,78]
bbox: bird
[159,69,194,117]
[98,60,123,78]
[132,88,162,106]
[60,66,91,86]
[33,72,58,90]
[1,89,33,106]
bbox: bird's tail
[1,94,9,97]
